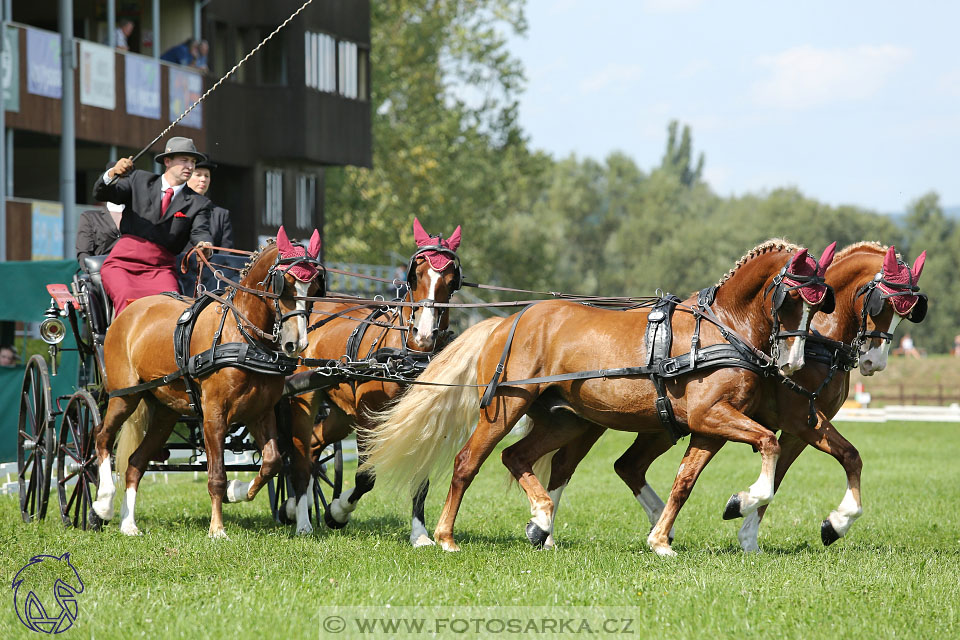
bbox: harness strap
[480,304,536,408]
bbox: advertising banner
[31,201,64,261]
[2,26,18,111]
[26,28,61,98]
[168,66,203,128]
[125,54,160,119]
[79,41,116,109]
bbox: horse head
[766,242,837,375]
[243,227,324,357]
[856,245,927,375]
[404,218,463,351]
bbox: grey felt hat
[154,137,207,164]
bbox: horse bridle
[763,258,835,364]
[852,267,927,353]
[403,243,463,341]
[260,253,327,342]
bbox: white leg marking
[439,540,459,552]
[826,486,862,537]
[739,452,778,514]
[329,487,356,524]
[294,477,314,535]
[636,483,676,542]
[93,457,116,520]
[542,483,567,550]
[738,511,761,553]
[284,497,296,521]
[226,478,252,503]
[119,487,142,536]
[410,517,435,548]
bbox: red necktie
[161,187,174,214]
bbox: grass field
[3,422,959,639]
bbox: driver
[92,137,214,314]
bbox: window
[296,174,316,229]
[263,169,283,226]
[357,47,369,101]
[338,40,357,99]
[305,31,336,92]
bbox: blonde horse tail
[114,400,151,484]
[363,316,504,495]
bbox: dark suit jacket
[76,208,122,264]
[92,169,213,254]
[210,206,234,248]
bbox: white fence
[835,404,960,423]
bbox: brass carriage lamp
[39,300,67,376]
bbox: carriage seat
[81,254,115,326]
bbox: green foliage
[322,3,954,350]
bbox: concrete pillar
[60,0,76,259]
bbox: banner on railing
[26,28,61,98]
[168,66,202,128]
[2,25,19,111]
[125,54,160,119]
[80,41,116,110]
[31,201,64,261]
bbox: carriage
[15,251,345,532]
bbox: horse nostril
[284,342,296,354]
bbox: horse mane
[238,238,276,281]
[834,241,899,261]
[714,238,800,288]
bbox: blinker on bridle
[763,257,835,362]
[259,251,327,342]
[852,264,927,348]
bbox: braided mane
[834,241,892,261]
[715,238,800,288]
[238,238,276,280]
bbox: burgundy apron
[101,235,179,315]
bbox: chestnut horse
[365,240,836,552]
[531,242,928,555]
[92,227,324,538]
[281,218,462,542]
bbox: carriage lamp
[39,301,67,345]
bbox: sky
[507,0,960,214]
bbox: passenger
[92,137,213,314]
[0,344,18,368]
[186,159,233,248]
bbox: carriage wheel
[56,390,103,531]
[18,355,54,523]
[313,441,343,529]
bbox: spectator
[160,38,198,66]
[899,333,921,359]
[193,40,209,71]
[186,159,233,248]
[0,344,18,367]
[953,334,960,357]
[115,19,134,51]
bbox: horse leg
[434,393,533,552]
[119,401,179,536]
[93,394,142,520]
[409,480,433,547]
[327,427,376,529]
[782,418,862,546]
[201,410,230,539]
[612,431,676,540]
[646,434,725,556]
[225,411,285,521]
[738,430,808,552]
[535,425,606,550]
[500,410,591,549]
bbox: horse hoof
[821,518,841,546]
[87,509,103,531]
[525,521,549,548]
[722,494,742,520]
[324,505,348,530]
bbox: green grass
[2,422,959,639]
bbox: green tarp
[1,260,82,462]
